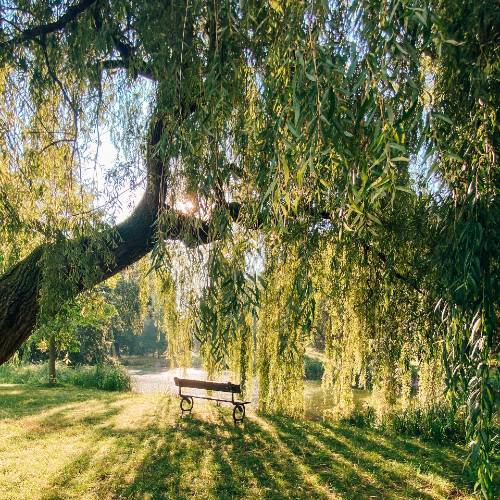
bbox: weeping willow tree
[0,0,498,495]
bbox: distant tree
[31,291,115,382]
[103,267,147,357]
[140,316,167,357]
[67,323,112,365]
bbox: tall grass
[340,402,467,444]
[388,404,466,444]
[0,362,131,391]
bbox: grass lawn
[0,383,474,499]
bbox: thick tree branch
[2,0,98,48]
[106,35,153,79]
[0,112,227,364]
[98,59,154,80]
[361,242,422,293]
[91,7,154,80]
[223,202,422,293]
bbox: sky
[83,126,198,225]
[82,128,143,224]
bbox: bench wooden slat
[174,377,241,393]
[180,395,251,404]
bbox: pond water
[124,356,369,420]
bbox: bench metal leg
[232,403,245,423]
[180,396,193,414]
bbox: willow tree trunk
[0,247,44,365]
[48,334,56,384]
[0,196,159,364]
[0,115,233,365]
[0,117,166,365]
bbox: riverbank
[122,354,371,421]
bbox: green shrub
[0,363,48,385]
[63,364,131,391]
[336,400,466,445]
[340,405,376,428]
[388,404,466,444]
[0,362,131,392]
[304,356,324,380]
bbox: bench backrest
[174,377,241,394]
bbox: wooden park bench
[174,377,251,423]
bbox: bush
[334,400,466,444]
[63,364,131,391]
[304,356,324,380]
[340,405,376,428]
[0,362,131,392]
[0,362,48,385]
[388,404,466,444]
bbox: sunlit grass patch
[0,383,477,499]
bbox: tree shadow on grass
[264,415,472,499]
[55,403,472,499]
[329,422,466,474]
[215,416,368,499]
[86,411,337,499]
[1,386,474,499]
[0,383,123,419]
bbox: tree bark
[0,247,42,365]
[2,0,98,49]
[0,196,157,364]
[48,334,56,384]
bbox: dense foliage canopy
[0,0,498,496]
